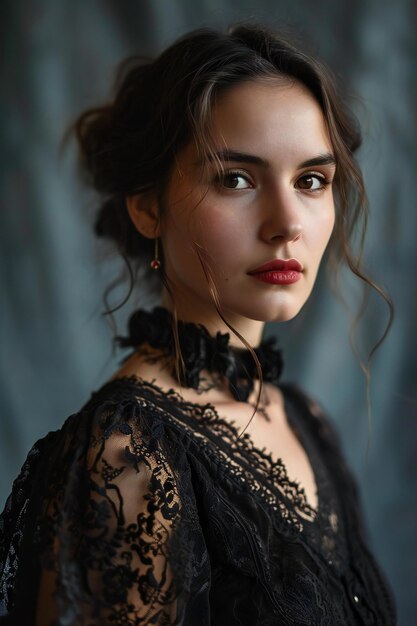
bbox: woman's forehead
[185,80,333,169]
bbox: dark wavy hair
[68,23,393,436]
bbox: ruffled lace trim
[115,306,284,402]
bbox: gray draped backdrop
[1,1,416,623]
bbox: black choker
[116,306,283,402]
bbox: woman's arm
[33,409,182,625]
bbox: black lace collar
[117,306,283,402]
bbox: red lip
[248,258,303,274]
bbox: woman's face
[159,79,336,331]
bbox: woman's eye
[218,172,252,190]
[296,174,329,192]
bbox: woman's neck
[115,304,283,403]
[160,292,265,348]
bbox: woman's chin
[253,299,308,324]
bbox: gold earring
[150,237,161,270]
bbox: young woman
[0,24,397,625]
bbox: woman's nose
[260,190,303,243]
[271,222,303,242]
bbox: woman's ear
[126,192,161,239]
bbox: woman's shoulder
[3,376,189,520]
[73,371,187,426]
[82,374,210,439]
[84,371,172,408]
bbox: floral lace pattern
[0,377,397,625]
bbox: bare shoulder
[107,348,179,392]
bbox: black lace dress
[0,375,396,625]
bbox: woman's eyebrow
[199,150,336,168]
[298,153,336,168]
[198,150,264,165]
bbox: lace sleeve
[27,397,195,625]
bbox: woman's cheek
[322,205,336,247]
[310,205,335,254]
[194,204,237,247]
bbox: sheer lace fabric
[0,377,396,625]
